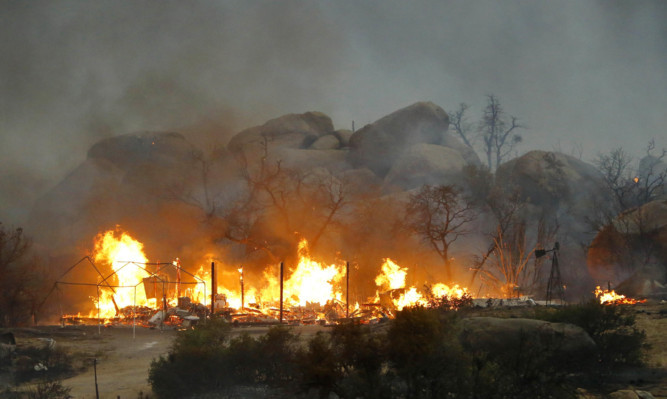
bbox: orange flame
[594,286,646,305]
[374,259,469,311]
[93,230,150,318]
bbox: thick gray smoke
[1,0,666,225]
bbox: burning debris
[55,230,477,328]
[594,286,647,305]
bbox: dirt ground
[629,301,667,398]
[4,301,666,399]
[36,324,325,399]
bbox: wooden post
[211,262,216,316]
[240,267,245,311]
[94,358,100,399]
[346,261,350,319]
[279,262,284,324]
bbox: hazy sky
[2,0,666,223]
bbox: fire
[70,232,475,325]
[93,230,150,318]
[283,239,344,306]
[375,258,407,290]
[374,259,469,311]
[594,286,646,305]
[190,266,210,306]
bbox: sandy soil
[59,324,325,399]
[59,325,177,399]
[630,301,667,398]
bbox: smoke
[2,1,666,234]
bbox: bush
[535,300,648,375]
[388,306,470,398]
[14,345,74,384]
[298,322,390,399]
[26,379,72,399]
[149,321,299,399]
[149,318,232,399]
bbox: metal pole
[211,262,216,316]
[279,262,284,324]
[346,261,349,319]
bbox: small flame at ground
[594,286,646,305]
[374,259,469,311]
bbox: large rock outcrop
[384,143,468,189]
[348,102,479,178]
[28,132,209,255]
[495,150,607,212]
[227,111,334,156]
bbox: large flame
[74,233,472,325]
[284,240,344,306]
[92,230,150,318]
[375,258,407,290]
[594,286,646,305]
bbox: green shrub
[388,306,470,399]
[14,345,73,384]
[149,319,232,399]
[26,379,72,399]
[535,300,648,375]
[149,321,299,399]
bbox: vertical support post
[162,282,167,331]
[133,287,136,339]
[94,358,100,399]
[279,262,284,324]
[176,258,181,300]
[240,267,245,311]
[97,285,101,335]
[211,262,216,316]
[346,261,350,319]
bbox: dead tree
[405,185,476,281]
[448,102,474,149]
[470,190,558,298]
[479,94,524,171]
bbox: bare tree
[470,190,558,298]
[405,185,476,280]
[222,135,350,258]
[594,147,635,211]
[448,102,474,149]
[635,139,667,205]
[479,94,524,170]
[594,140,666,214]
